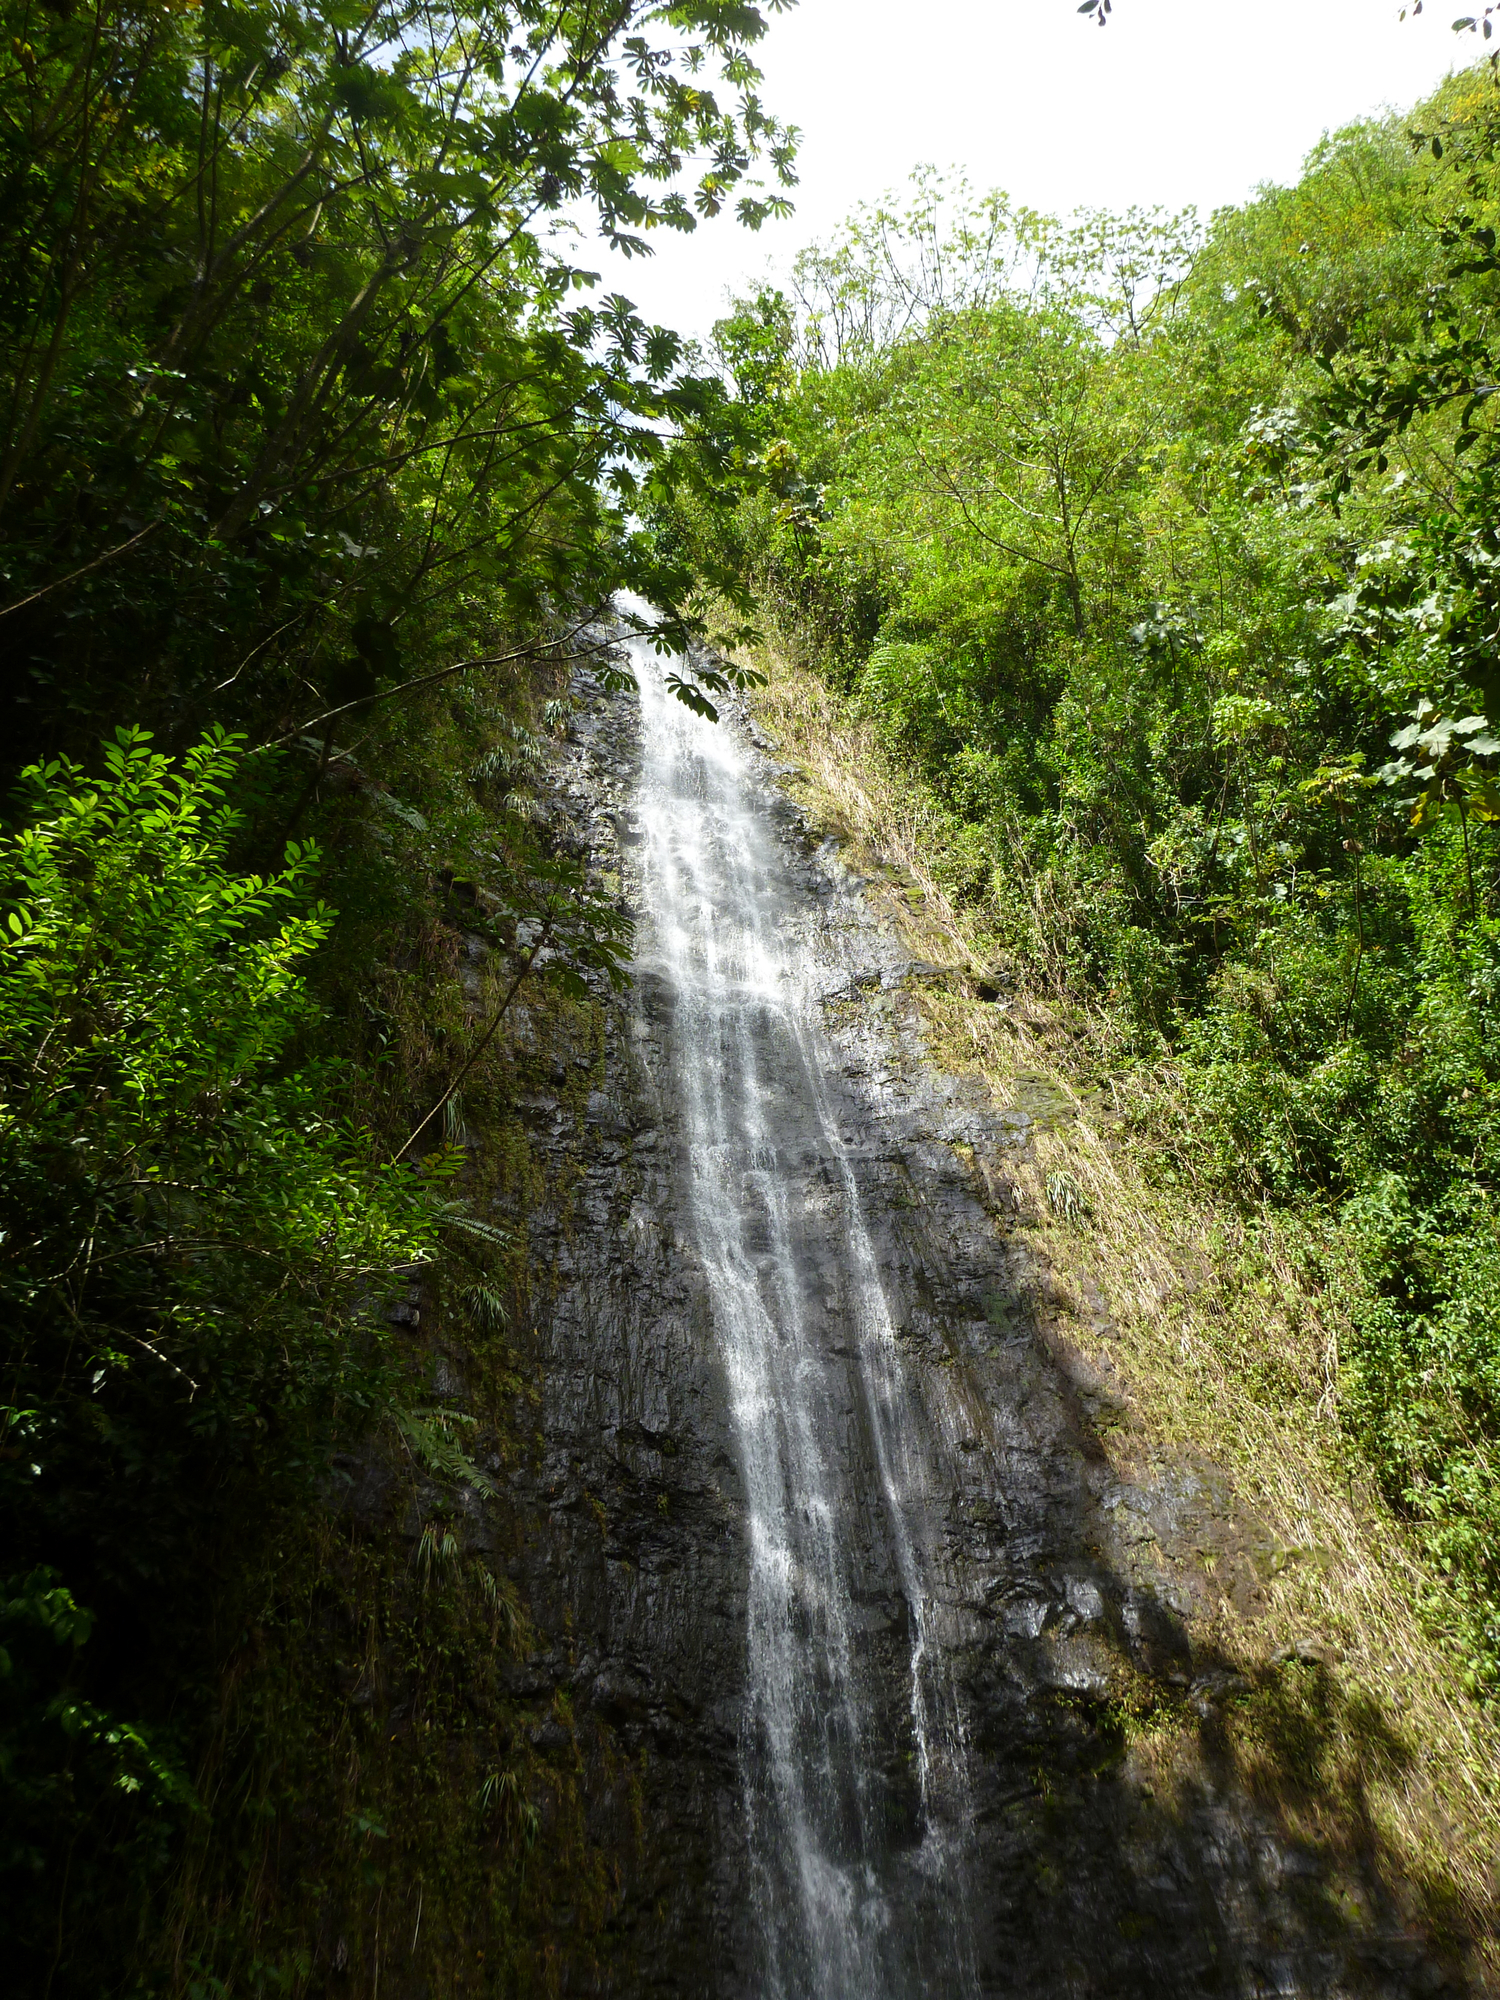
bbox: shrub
[0,727,441,1981]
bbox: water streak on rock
[627,624,979,1999]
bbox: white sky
[569,0,1478,343]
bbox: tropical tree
[0,0,798,765]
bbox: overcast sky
[565,0,1477,343]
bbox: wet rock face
[496,680,753,1987]
[503,665,1468,1999]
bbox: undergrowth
[0,652,643,1995]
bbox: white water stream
[626,626,980,1999]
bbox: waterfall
[625,622,980,2000]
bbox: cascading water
[624,618,981,1999]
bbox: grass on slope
[746,637,1500,1978]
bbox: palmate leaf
[664,671,722,720]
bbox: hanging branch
[257,623,620,750]
[0,518,161,621]
[395,917,555,1161]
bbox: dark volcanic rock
[491,659,1474,1999]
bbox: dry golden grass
[747,638,1500,1977]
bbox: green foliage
[662,74,1500,1699]
[0,1,799,1984]
[1,1568,198,1947]
[0,727,444,1987]
[0,0,798,762]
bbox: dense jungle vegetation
[0,1,790,1991]
[659,64,1500,1709]
[11,0,1500,1984]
